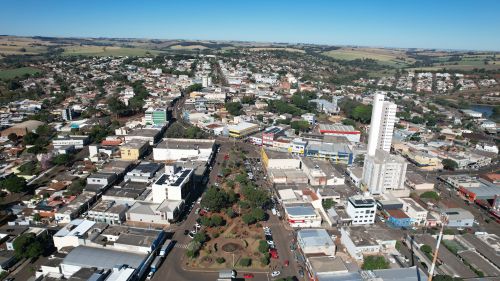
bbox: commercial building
[405,171,434,190]
[227,121,259,138]
[301,157,345,186]
[55,192,97,224]
[340,227,381,260]
[61,107,75,121]
[60,246,145,278]
[346,195,376,225]
[261,148,301,170]
[153,138,215,162]
[304,140,353,164]
[124,128,162,145]
[301,113,316,125]
[399,198,428,225]
[52,135,90,149]
[284,204,322,228]
[152,168,193,203]
[362,149,407,195]
[318,124,361,143]
[441,208,474,228]
[297,228,336,256]
[144,107,168,126]
[124,162,163,183]
[120,139,150,160]
[87,200,128,224]
[385,209,411,228]
[262,126,286,146]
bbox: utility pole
[428,217,447,281]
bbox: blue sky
[1,0,499,51]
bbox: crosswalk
[174,243,190,249]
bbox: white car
[267,240,275,246]
[147,271,154,280]
[271,271,281,277]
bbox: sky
[1,0,499,51]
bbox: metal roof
[62,246,145,269]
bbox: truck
[150,256,163,273]
[218,269,236,280]
[159,239,174,257]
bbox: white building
[152,168,193,203]
[52,135,90,149]
[301,113,316,125]
[346,195,376,225]
[362,149,407,195]
[340,227,381,260]
[366,92,397,155]
[284,204,322,228]
[153,138,215,162]
[297,229,336,256]
[399,198,428,226]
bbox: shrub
[361,255,390,270]
[216,257,226,264]
[258,240,269,253]
[239,257,252,267]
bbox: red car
[243,273,254,279]
[269,248,279,259]
[284,260,289,267]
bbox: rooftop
[297,228,335,248]
[156,138,215,150]
[284,204,317,217]
[62,246,145,269]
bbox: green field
[322,48,414,67]
[0,67,41,80]
[62,46,163,57]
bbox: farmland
[322,47,414,67]
[0,67,42,80]
[62,46,163,57]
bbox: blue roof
[285,205,316,217]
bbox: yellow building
[120,139,150,160]
[227,122,259,138]
[408,151,443,171]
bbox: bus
[159,239,174,257]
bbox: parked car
[184,229,189,235]
[271,271,281,277]
[188,231,196,238]
[284,260,289,267]
[243,273,254,279]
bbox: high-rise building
[362,149,407,195]
[366,92,397,156]
[362,92,407,195]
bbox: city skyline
[1,0,500,51]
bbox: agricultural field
[0,36,55,58]
[322,47,415,67]
[0,67,42,80]
[169,44,209,50]
[247,47,305,53]
[62,45,163,57]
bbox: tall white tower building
[362,92,407,196]
[366,92,397,156]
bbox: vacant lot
[62,45,162,57]
[323,47,414,67]
[0,67,42,80]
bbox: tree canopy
[361,255,390,270]
[0,175,28,193]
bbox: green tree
[193,231,208,244]
[258,240,269,253]
[420,244,432,254]
[361,255,390,270]
[420,191,439,201]
[23,132,39,145]
[442,159,458,171]
[185,83,202,94]
[210,215,225,226]
[216,257,226,264]
[242,213,257,225]
[13,233,45,259]
[7,133,18,142]
[291,120,310,134]
[18,161,39,175]
[322,199,335,210]
[239,257,252,267]
[0,175,28,193]
[342,118,356,126]
[51,154,74,166]
[251,208,266,222]
[201,187,229,212]
[225,102,243,116]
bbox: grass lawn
[0,67,42,80]
[62,46,163,57]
